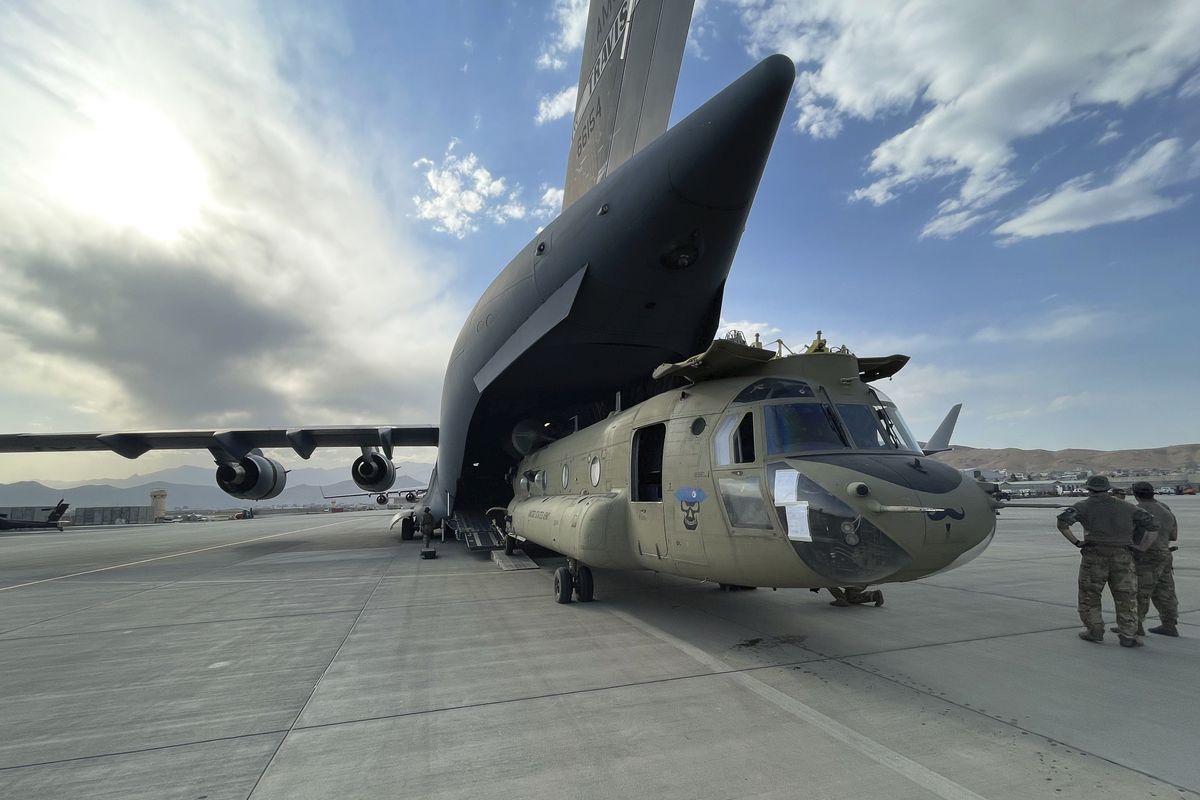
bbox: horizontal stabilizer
[921,404,962,456]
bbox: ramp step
[454,510,505,552]
[491,550,538,570]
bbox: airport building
[71,506,155,526]
[0,506,58,523]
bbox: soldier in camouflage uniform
[1129,481,1179,637]
[1057,475,1157,647]
[419,506,436,548]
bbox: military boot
[1111,625,1145,636]
[1148,624,1179,637]
[1078,630,1104,643]
[1119,636,1144,648]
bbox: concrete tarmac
[1,499,1197,799]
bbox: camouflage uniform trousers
[1078,545,1137,638]
[1135,550,1178,627]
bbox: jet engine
[215,453,286,500]
[352,451,395,493]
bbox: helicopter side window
[714,412,756,466]
[717,476,775,530]
[763,403,848,455]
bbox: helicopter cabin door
[630,422,668,561]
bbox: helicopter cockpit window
[714,412,756,466]
[763,403,848,455]
[832,389,924,453]
[837,404,892,450]
[732,378,814,404]
[881,404,922,452]
[837,403,921,453]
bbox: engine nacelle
[215,454,286,501]
[352,452,395,493]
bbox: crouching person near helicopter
[813,586,884,607]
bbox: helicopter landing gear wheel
[504,535,516,555]
[553,567,573,604]
[574,565,594,602]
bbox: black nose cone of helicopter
[667,53,796,210]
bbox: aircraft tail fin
[47,499,69,523]
[921,404,962,456]
[562,0,696,209]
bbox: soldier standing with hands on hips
[1057,475,1158,647]
[1125,481,1180,637]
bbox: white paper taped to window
[773,469,799,504]
[785,501,811,541]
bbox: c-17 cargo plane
[0,0,996,604]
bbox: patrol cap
[1131,481,1155,496]
[1085,475,1111,492]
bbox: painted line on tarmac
[0,519,357,593]
[609,608,990,800]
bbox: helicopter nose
[667,53,795,210]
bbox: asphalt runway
[2,499,1197,799]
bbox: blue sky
[0,0,1197,483]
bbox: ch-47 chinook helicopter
[502,332,993,604]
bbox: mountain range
[0,470,427,511]
[933,444,1200,473]
[38,461,436,490]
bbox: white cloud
[412,141,527,237]
[537,0,589,70]
[536,185,565,219]
[987,392,1092,422]
[1096,121,1122,146]
[733,0,1200,238]
[535,85,577,125]
[1179,71,1200,99]
[993,139,1195,241]
[687,0,715,59]
[972,308,1108,343]
[0,0,457,474]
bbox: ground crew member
[822,586,884,607]
[1127,481,1179,637]
[419,506,435,548]
[1057,474,1157,647]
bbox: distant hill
[933,444,1200,473]
[0,474,425,510]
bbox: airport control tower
[150,489,167,521]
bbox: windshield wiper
[821,404,850,447]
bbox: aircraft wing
[0,426,438,460]
[562,0,696,208]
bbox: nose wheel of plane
[553,561,594,604]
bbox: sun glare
[54,98,208,241]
